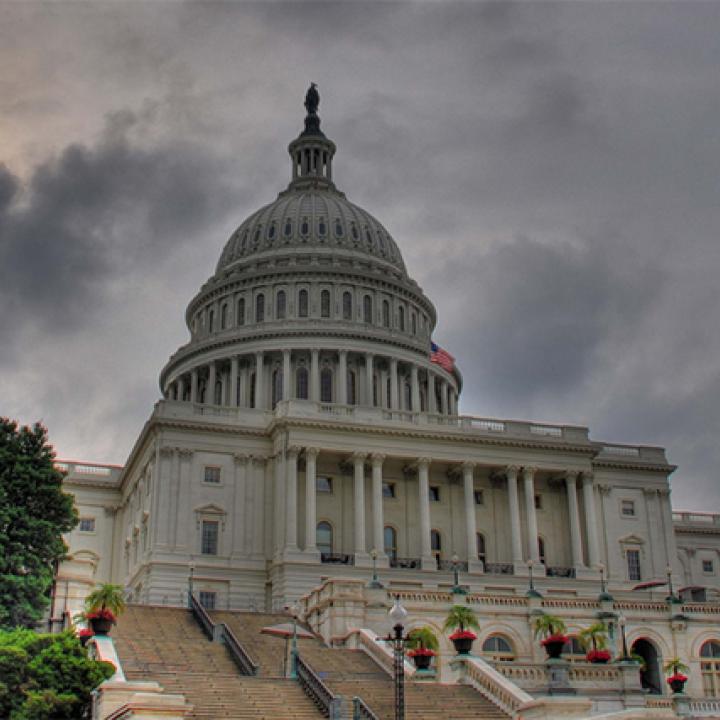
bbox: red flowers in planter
[407,648,437,658]
[77,628,94,638]
[449,630,477,641]
[586,649,612,663]
[86,609,116,623]
[667,673,688,684]
[540,634,568,647]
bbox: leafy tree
[579,621,608,651]
[0,419,77,628]
[0,629,114,719]
[532,613,567,640]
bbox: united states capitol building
[56,87,720,714]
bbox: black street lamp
[451,553,467,595]
[368,548,384,589]
[384,596,410,720]
[618,614,631,661]
[526,559,542,599]
[598,563,614,602]
[666,565,679,603]
[188,563,195,606]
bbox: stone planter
[668,676,687,694]
[541,635,568,660]
[409,651,434,670]
[449,631,477,655]
[88,613,115,635]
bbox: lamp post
[289,602,300,679]
[385,596,410,720]
[451,553,467,595]
[188,563,195,607]
[598,563,613,602]
[368,548,384,589]
[618,614,631,661]
[526,559,542,598]
[666,565,678,603]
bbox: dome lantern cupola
[288,83,336,190]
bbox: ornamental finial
[301,83,324,137]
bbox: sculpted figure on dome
[304,83,320,115]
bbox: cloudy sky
[1,1,718,510]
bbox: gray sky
[1,1,718,511]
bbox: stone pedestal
[546,659,575,695]
[93,680,192,719]
[617,661,645,708]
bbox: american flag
[430,342,455,372]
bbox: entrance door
[632,638,663,694]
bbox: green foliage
[407,627,440,651]
[579,621,608,651]
[0,629,114,719]
[0,418,77,628]
[442,605,480,633]
[532,613,567,639]
[663,657,690,675]
[84,584,126,617]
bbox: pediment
[194,503,226,516]
[619,533,645,545]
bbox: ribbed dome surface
[216,187,407,275]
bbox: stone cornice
[592,458,676,473]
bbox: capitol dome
[160,85,461,415]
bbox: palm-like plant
[663,658,690,676]
[407,627,440,652]
[579,622,608,651]
[84,584,126,617]
[532,613,567,640]
[443,605,480,634]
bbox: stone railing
[484,563,515,575]
[389,557,421,569]
[568,663,621,689]
[353,628,415,678]
[673,510,720,526]
[493,661,623,693]
[438,560,469,572]
[645,696,674,710]
[467,593,528,608]
[453,655,533,716]
[393,590,452,604]
[545,566,577,579]
[492,662,546,688]
[687,698,720,716]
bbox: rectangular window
[204,466,221,484]
[474,490,484,505]
[199,591,216,610]
[316,476,332,493]
[382,482,396,499]
[79,518,96,532]
[621,500,636,517]
[201,520,219,555]
[703,560,714,574]
[627,549,641,581]
[429,486,440,502]
[534,494,542,510]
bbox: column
[506,465,523,566]
[282,349,291,401]
[155,448,174,547]
[365,353,374,406]
[523,467,540,564]
[338,350,348,405]
[582,473,601,568]
[565,471,584,568]
[220,369,228,405]
[304,448,319,552]
[390,358,399,410]
[284,446,299,552]
[371,454,386,561]
[177,377,185,402]
[352,452,368,562]
[232,454,248,556]
[417,458,434,568]
[230,356,239,407]
[463,462,481,571]
[207,362,216,404]
[410,364,420,412]
[427,372,436,414]
[439,379,448,414]
[190,369,198,404]
[273,451,285,555]
[310,349,320,402]
[239,363,248,407]
[380,368,389,409]
[254,351,264,409]
[251,456,266,557]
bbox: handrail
[221,623,259,676]
[353,628,416,678]
[353,696,379,720]
[189,593,214,640]
[296,655,341,718]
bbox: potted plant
[407,627,439,670]
[84,584,126,636]
[664,658,690,694]
[533,613,568,660]
[579,622,611,663]
[77,627,94,647]
[443,605,480,655]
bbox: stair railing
[296,654,342,719]
[352,696,378,720]
[189,593,214,639]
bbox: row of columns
[169,349,459,414]
[282,450,601,571]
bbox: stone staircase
[113,606,324,719]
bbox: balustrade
[320,552,354,565]
[389,557,421,569]
[546,566,577,578]
[484,562,514,575]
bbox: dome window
[320,368,333,403]
[351,223,359,241]
[320,289,331,318]
[296,367,309,399]
[382,300,390,328]
[240,231,248,252]
[363,295,373,324]
[268,223,276,240]
[318,218,327,236]
[276,290,287,320]
[301,218,309,236]
[255,294,265,323]
[237,298,245,326]
[298,289,309,318]
[253,227,262,245]
[342,291,353,320]
[377,233,386,251]
[334,219,343,238]
[365,227,373,246]
[284,220,292,237]
[398,306,405,332]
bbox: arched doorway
[632,638,663,694]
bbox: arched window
[538,537,546,565]
[320,368,333,403]
[386,377,392,408]
[208,309,215,333]
[249,373,256,408]
[563,636,586,663]
[404,381,412,410]
[284,219,292,237]
[372,375,378,407]
[411,313,417,335]
[321,289,331,318]
[296,367,309,400]
[272,369,283,408]
[384,526,397,563]
[430,530,442,568]
[298,289,309,318]
[701,640,720,696]
[255,294,265,322]
[220,304,228,330]
[317,521,333,555]
[318,218,327,237]
[198,381,206,405]
[276,290,286,320]
[398,306,405,331]
[476,533,486,565]
[435,385,443,414]
[342,291,352,320]
[335,219,343,238]
[482,636,515,662]
[347,370,356,405]
[363,295,373,324]
[382,300,390,327]
[420,388,427,412]
[237,298,245,326]
[214,380,222,405]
